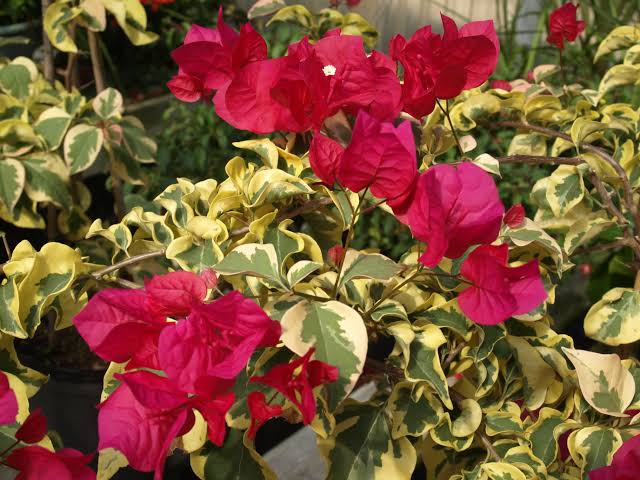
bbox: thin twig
[573,239,629,256]
[494,154,583,166]
[493,121,639,227]
[442,342,466,370]
[88,30,106,93]
[41,0,54,82]
[90,250,166,280]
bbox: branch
[41,0,54,82]
[90,250,166,280]
[573,239,630,256]
[442,342,466,370]
[493,121,639,227]
[88,30,106,93]
[494,154,583,166]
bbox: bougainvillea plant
[3,2,640,479]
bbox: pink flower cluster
[73,271,337,479]
[167,10,547,326]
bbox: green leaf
[595,26,640,61]
[338,250,403,288]
[584,288,640,346]
[93,88,124,120]
[546,165,585,217]
[165,237,222,274]
[507,336,556,410]
[599,65,640,97]
[388,381,443,439]
[508,134,546,156]
[0,64,30,98]
[22,154,72,210]
[563,347,635,417]
[35,107,72,151]
[404,325,452,409]
[0,159,25,213]
[63,124,104,174]
[247,0,286,19]
[286,260,321,287]
[267,5,313,29]
[203,429,276,480]
[233,138,279,169]
[319,401,417,480]
[0,277,27,338]
[215,243,286,289]
[571,427,622,480]
[281,300,367,410]
[121,117,156,162]
[17,242,83,336]
[527,408,565,465]
[44,1,82,52]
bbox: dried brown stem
[494,155,583,166]
[573,239,630,256]
[91,250,166,280]
[41,0,55,82]
[442,342,466,370]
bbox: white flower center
[323,65,337,76]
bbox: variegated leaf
[563,347,635,416]
[584,288,640,346]
[546,165,585,217]
[215,243,285,289]
[0,159,25,213]
[64,124,104,174]
[338,250,403,288]
[319,400,417,480]
[34,107,72,150]
[93,88,124,120]
[281,300,367,410]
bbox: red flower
[327,245,346,266]
[504,204,525,227]
[490,79,512,91]
[309,133,345,185]
[250,348,338,425]
[458,244,547,325]
[547,3,585,50]
[169,8,268,102]
[391,14,499,119]
[589,434,640,480]
[214,56,315,134]
[98,371,233,480]
[74,271,208,369]
[0,371,17,426]
[144,270,208,317]
[215,32,401,134]
[407,162,504,267]
[15,408,47,444]
[247,392,283,440]
[5,446,95,480]
[158,291,281,395]
[73,288,164,367]
[337,110,417,206]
